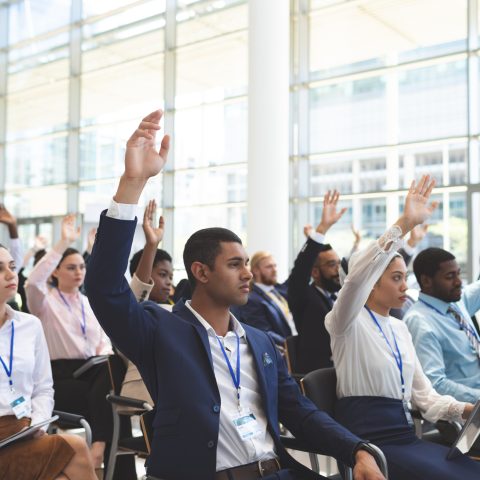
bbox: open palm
[125,110,170,180]
[403,176,438,228]
[61,214,81,243]
[143,199,165,245]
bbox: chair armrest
[106,393,153,411]
[53,410,86,424]
[359,443,389,478]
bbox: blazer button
[212,405,220,413]
[207,440,215,448]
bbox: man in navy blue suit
[233,251,295,346]
[85,110,385,480]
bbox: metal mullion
[162,0,176,259]
[0,2,8,205]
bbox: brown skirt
[0,416,75,480]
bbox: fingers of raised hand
[158,215,165,229]
[159,135,170,159]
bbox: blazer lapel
[253,285,290,336]
[172,301,214,370]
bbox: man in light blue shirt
[404,247,480,403]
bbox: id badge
[232,409,263,441]
[9,392,29,419]
[402,400,414,428]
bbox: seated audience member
[404,248,480,403]
[326,175,480,480]
[85,109,385,480]
[0,205,23,311]
[172,278,192,303]
[233,251,296,346]
[0,243,96,480]
[288,190,346,373]
[129,199,173,306]
[121,200,173,405]
[25,214,113,472]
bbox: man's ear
[190,262,210,286]
[420,274,432,289]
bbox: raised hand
[397,175,437,235]
[316,190,347,235]
[303,224,314,238]
[61,214,81,244]
[33,235,48,252]
[86,228,97,254]
[124,110,170,181]
[0,204,16,226]
[352,225,362,245]
[407,224,429,248]
[142,199,165,246]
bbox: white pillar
[247,0,290,279]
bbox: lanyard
[419,299,480,341]
[365,306,405,398]
[56,288,87,339]
[0,320,14,391]
[216,331,241,409]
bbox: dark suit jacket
[288,238,335,373]
[85,212,362,480]
[232,284,292,345]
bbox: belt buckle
[257,458,280,477]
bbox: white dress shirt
[0,305,54,426]
[325,225,466,424]
[107,199,277,471]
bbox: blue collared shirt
[404,285,480,403]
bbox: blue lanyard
[56,288,87,339]
[216,331,241,408]
[0,320,14,391]
[365,306,405,398]
[419,299,480,341]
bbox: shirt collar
[185,300,246,339]
[315,285,334,299]
[418,292,450,315]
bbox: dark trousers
[51,358,113,443]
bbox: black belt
[215,458,281,480]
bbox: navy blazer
[233,284,293,345]
[85,212,362,480]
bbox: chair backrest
[300,367,337,416]
[107,354,128,395]
[284,335,299,374]
[140,409,155,455]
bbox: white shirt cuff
[107,198,138,221]
[402,242,416,256]
[309,231,326,244]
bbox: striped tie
[447,306,480,359]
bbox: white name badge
[232,409,263,441]
[9,394,29,419]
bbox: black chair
[283,335,305,385]
[299,367,389,480]
[105,354,153,480]
[48,410,92,447]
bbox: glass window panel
[82,1,165,34]
[81,54,164,125]
[82,0,150,19]
[79,181,117,215]
[8,32,69,65]
[173,204,246,269]
[398,60,467,143]
[9,0,71,45]
[4,186,67,218]
[82,27,164,74]
[309,0,467,78]
[309,75,387,153]
[360,197,386,239]
[80,122,134,181]
[6,134,67,188]
[174,166,246,207]
[176,31,247,106]
[175,100,247,168]
[310,158,353,196]
[7,78,69,141]
[176,2,247,47]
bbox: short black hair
[129,248,172,277]
[413,247,456,289]
[183,227,242,289]
[51,248,82,287]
